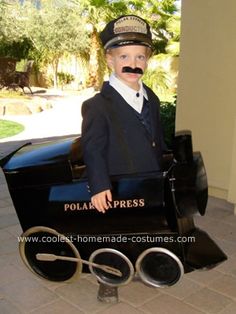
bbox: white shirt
[109,73,148,113]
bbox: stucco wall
[176,0,236,208]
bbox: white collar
[109,73,148,113]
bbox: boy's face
[106,45,150,90]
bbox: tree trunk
[52,58,59,89]
[88,27,105,91]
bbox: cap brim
[104,33,153,50]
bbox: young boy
[81,15,166,213]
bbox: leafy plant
[0,38,33,60]
[160,100,176,148]
[57,72,75,89]
[143,54,177,103]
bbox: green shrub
[57,72,75,89]
[0,38,33,60]
[160,101,176,148]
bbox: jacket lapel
[101,82,157,144]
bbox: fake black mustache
[122,66,143,74]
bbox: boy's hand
[91,189,112,213]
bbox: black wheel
[89,248,134,287]
[19,226,82,282]
[135,247,184,287]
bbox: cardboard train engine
[0,131,227,291]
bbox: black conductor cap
[100,15,153,50]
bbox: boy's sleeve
[81,100,112,196]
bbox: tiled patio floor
[0,141,236,313]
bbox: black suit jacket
[81,82,166,196]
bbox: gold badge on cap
[114,16,147,35]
